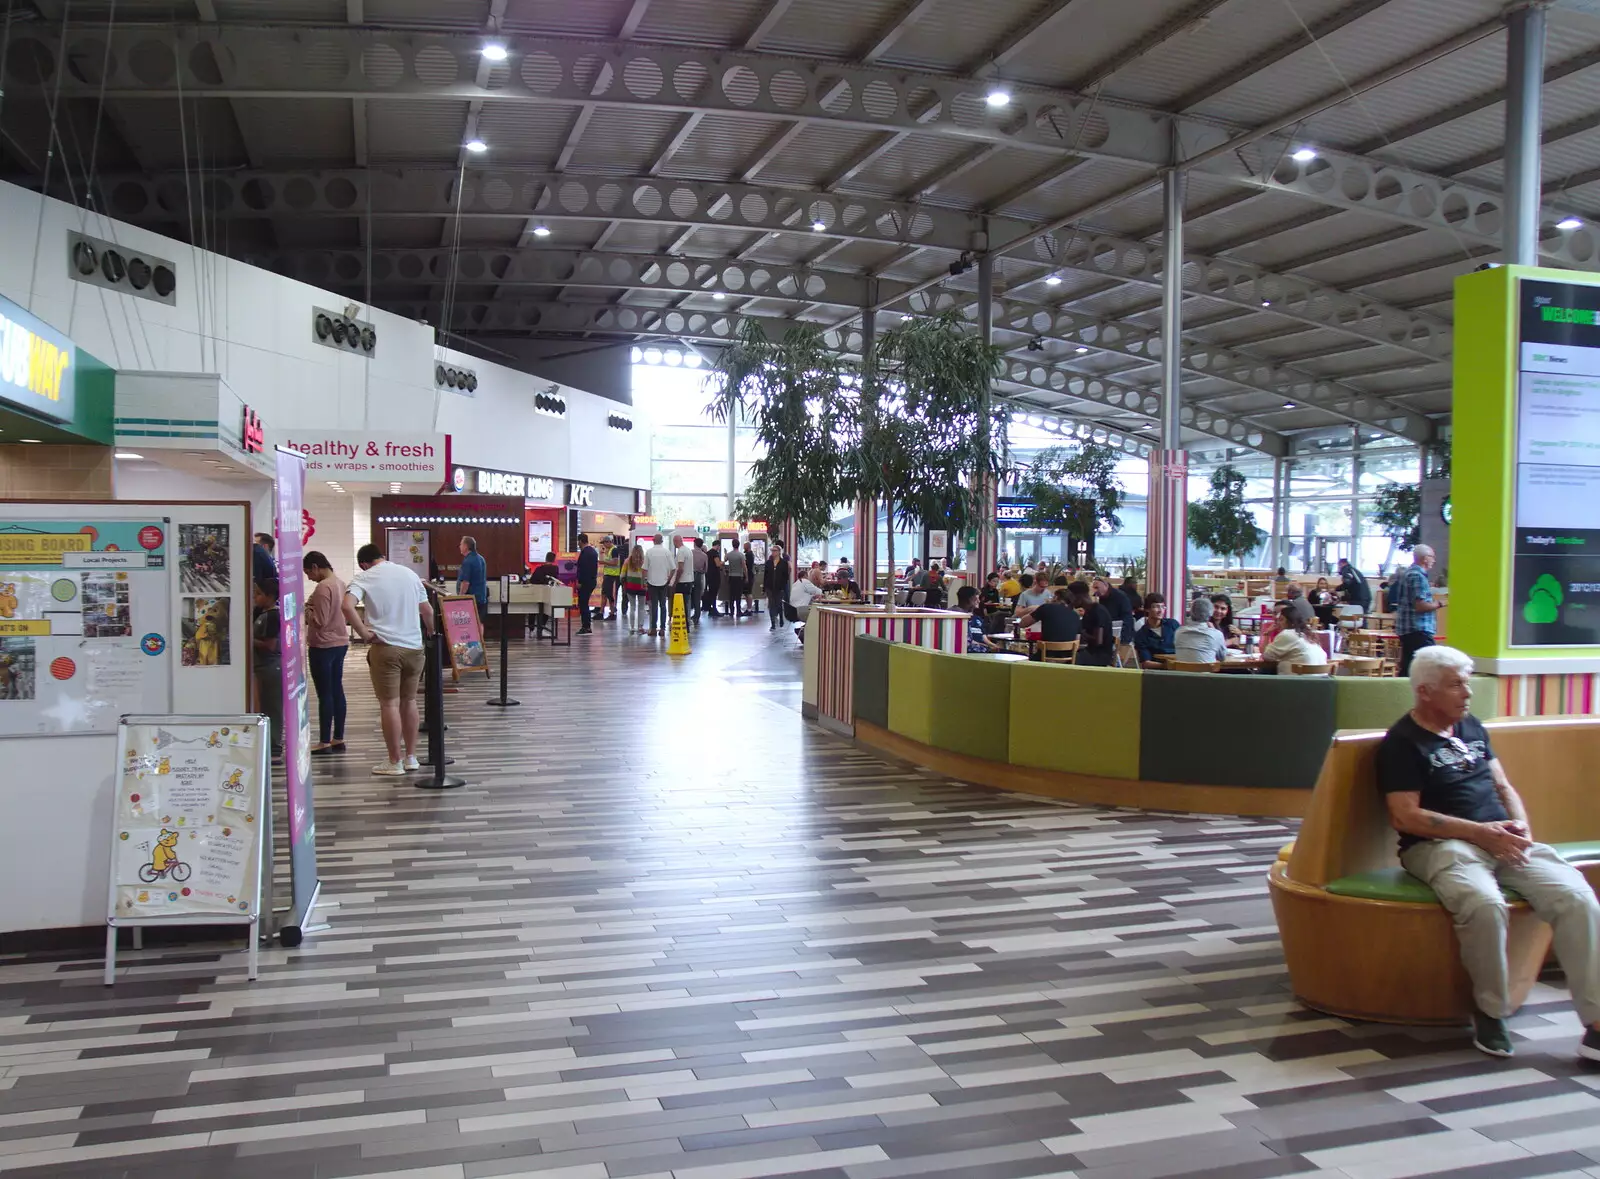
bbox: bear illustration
[0,584,16,619]
[151,830,179,873]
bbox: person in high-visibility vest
[600,535,625,621]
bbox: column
[973,250,999,578]
[1504,3,1547,267]
[856,294,879,593]
[1270,455,1286,570]
[725,412,737,519]
[1146,165,1188,605]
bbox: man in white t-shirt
[343,543,435,776]
[643,535,676,637]
[675,538,696,628]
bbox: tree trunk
[884,494,896,615]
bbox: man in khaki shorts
[342,542,434,777]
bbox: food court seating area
[849,636,1499,817]
[1269,718,1600,1024]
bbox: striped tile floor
[2,618,1598,1178]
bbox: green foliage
[709,320,849,544]
[1187,464,1267,566]
[1372,483,1422,550]
[1013,443,1124,561]
[1118,551,1147,585]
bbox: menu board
[387,528,429,581]
[0,519,172,734]
[109,718,265,920]
[439,594,488,679]
[1513,278,1600,647]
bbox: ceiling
[3,0,1598,458]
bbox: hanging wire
[438,159,469,344]
[26,0,73,314]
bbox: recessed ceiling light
[465,138,488,153]
[114,451,143,460]
[986,88,1011,108]
[531,224,551,237]
[1045,274,1062,286]
[811,220,827,232]
[1558,216,1583,230]
[1291,148,1317,163]
[481,43,508,61]
[326,481,340,486]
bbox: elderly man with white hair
[1378,644,1600,1061]
[1390,542,1440,675]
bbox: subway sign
[0,298,74,423]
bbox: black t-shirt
[1377,713,1508,853]
[1031,601,1081,644]
[1102,586,1136,636]
[1080,603,1114,654]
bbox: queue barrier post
[487,580,520,708]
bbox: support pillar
[1147,166,1188,605]
[1270,455,1286,570]
[857,292,879,592]
[973,250,999,578]
[1504,3,1547,267]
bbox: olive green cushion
[1332,675,1502,732]
[1325,867,1523,904]
[1008,662,1142,780]
[886,644,935,746]
[927,650,1012,762]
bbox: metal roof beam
[857,0,942,64]
[969,0,1090,77]
[67,168,1004,253]
[259,246,896,307]
[1066,0,1234,94]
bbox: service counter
[839,636,1502,818]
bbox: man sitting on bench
[1378,644,1600,1060]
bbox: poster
[928,530,949,562]
[274,446,320,934]
[387,528,429,581]
[0,519,170,736]
[439,594,489,679]
[177,523,231,593]
[113,720,262,918]
[181,596,231,666]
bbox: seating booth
[1270,717,1600,1024]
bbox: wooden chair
[1369,612,1397,631]
[1339,656,1384,677]
[1038,640,1078,664]
[1171,660,1220,673]
[1286,663,1332,676]
[908,589,927,607]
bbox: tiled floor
[3,616,1599,1178]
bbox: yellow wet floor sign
[667,590,691,655]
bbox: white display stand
[104,715,268,984]
[0,500,252,937]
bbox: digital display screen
[1512,278,1600,646]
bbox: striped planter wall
[1147,450,1188,608]
[853,498,878,587]
[813,606,965,731]
[1496,673,1600,717]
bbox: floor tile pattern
[1,619,1597,1178]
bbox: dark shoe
[1580,1026,1600,1063]
[1472,1011,1514,1058]
[577,628,593,636]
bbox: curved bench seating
[1271,718,1600,1025]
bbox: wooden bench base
[1269,863,1553,1025]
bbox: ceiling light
[901,313,913,322]
[712,292,726,300]
[114,451,143,460]
[18,438,41,444]
[1283,402,1296,409]
[1558,216,1583,230]
[986,88,1011,108]
[326,480,340,486]
[1291,148,1317,163]
[481,43,508,61]
[1075,346,1088,354]
[1261,300,1271,307]
[465,138,488,153]
[811,220,827,232]
[531,223,551,237]
[1045,274,1062,286]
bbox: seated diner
[1070,581,1116,667]
[960,585,1002,653]
[1015,572,1051,613]
[1262,605,1327,672]
[1013,585,1081,649]
[1175,595,1228,664]
[1210,593,1242,648]
[1378,645,1600,1061]
[1133,594,1176,667]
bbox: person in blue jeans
[456,535,489,622]
[303,551,349,753]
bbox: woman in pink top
[302,550,350,753]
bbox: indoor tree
[1187,463,1267,569]
[708,320,851,546]
[851,311,1008,603]
[1012,441,1124,567]
[1371,483,1422,551]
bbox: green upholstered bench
[1325,843,1600,903]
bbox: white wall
[0,182,650,494]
